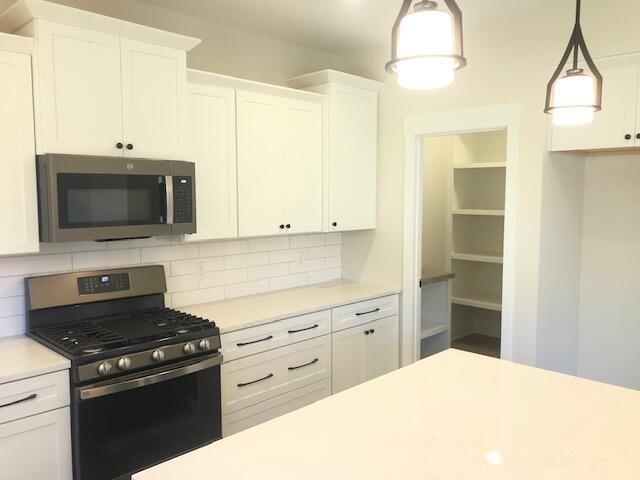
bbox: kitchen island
[134,349,640,480]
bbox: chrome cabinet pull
[287,324,319,334]
[0,393,37,409]
[355,308,380,316]
[237,335,274,347]
[288,358,319,371]
[237,373,274,388]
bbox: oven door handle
[165,175,174,225]
[79,355,222,401]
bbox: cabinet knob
[364,330,370,335]
[370,329,375,334]
[625,134,632,140]
[637,134,640,140]
[279,224,285,229]
[285,224,291,229]
[332,222,338,227]
[126,143,134,150]
[116,142,123,149]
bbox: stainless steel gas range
[25,265,222,480]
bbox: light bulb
[395,6,457,90]
[551,73,596,126]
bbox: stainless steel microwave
[37,154,196,242]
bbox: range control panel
[173,176,193,224]
[78,273,131,295]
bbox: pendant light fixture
[386,0,467,90]
[545,0,602,126]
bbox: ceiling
[136,0,560,54]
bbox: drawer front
[222,379,331,437]
[221,310,331,362]
[332,294,399,332]
[221,335,331,414]
[0,370,70,425]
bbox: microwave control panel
[78,273,131,295]
[173,176,193,224]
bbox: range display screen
[78,273,130,295]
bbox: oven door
[72,354,222,480]
[38,154,173,242]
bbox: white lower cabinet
[220,294,400,436]
[331,315,399,394]
[222,379,331,436]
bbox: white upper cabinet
[2,0,200,159]
[282,100,323,235]
[34,21,124,157]
[121,38,186,159]
[236,89,323,238]
[237,90,286,238]
[550,65,639,152]
[289,70,382,232]
[0,37,39,256]
[185,82,238,242]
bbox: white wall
[577,155,640,389]
[0,234,342,338]
[340,0,640,366]
[421,136,451,272]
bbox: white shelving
[448,130,507,358]
[421,322,449,339]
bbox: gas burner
[34,321,128,356]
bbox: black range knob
[116,142,123,149]
[126,143,134,150]
[625,134,632,140]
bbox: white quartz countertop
[181,280,400,334]
[134,349,640,480]
[0,335,70,384]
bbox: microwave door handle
[79,355,222,401]
[165,175,174,225]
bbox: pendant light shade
[386,0,467,90]
[545,0,602,125]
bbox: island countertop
[181,280,400,334]
[134,349,640,480]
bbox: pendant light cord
[572,0,582,69]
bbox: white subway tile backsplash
[289,258,324,274]
[269,273,308,292]
[199,269,247,288]
[289,234,325,248]
[0,254,72,278]
[247,263,289,281]
[72,249,141,270]
[0,296,25,318]
[173,286,225,308]
[199,240,248,258]
[224,252,269,270]
[225,280,269,299]
[140,245,199,263]
[0,233,342,338]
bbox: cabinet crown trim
[187,68,325,103]
[288,69,383,91]
[0,31,32,53]
[0,0,201,51]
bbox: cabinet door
[0,51,39,255]
[283,99,323,234]
[185,84,238,242]
[0,408,72,480]
[550,66,639,151]
[327,84,378,231]
[121,39,186,160]
[236,90,285,237]
[36,20,124,156]
[363,315,399,382]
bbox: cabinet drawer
[221,310,331,362]
[332,295,399,332]
[0,370,69,425]
[221,335,331,414]
[222,379,331,436]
